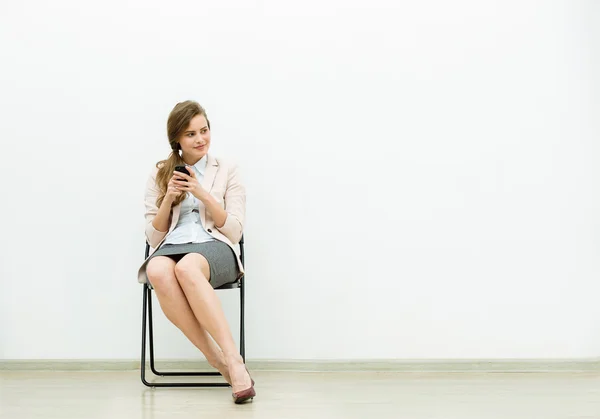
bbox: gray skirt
[148,239,239,289]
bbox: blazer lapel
[200,154,219,227]
[201,154,219,192]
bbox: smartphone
[174,165,189,181]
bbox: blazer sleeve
[144,168,169,248]
[216,163,246,245]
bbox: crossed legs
[146,254,251,392]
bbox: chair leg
[240,278,246,362]
[147,290,162,377]
[140,284,230,388]
[141,285,152,387]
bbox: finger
[172,169,190,178]
[172,174,188,181]
[186,167,196,177]
[175,175,191,183]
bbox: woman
[137,100,255,404]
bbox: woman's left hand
[172,166,209,201]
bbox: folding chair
[141,236,246,388]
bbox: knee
[146,259,176,292]
[175,257,209,287]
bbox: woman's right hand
[164,174,184,204]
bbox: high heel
[232,367,256,404]
[232,385,256,404]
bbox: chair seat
[146,280,241,291]
[215,280,241,290]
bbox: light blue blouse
[163,156,214,245]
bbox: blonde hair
[155,101,211,208]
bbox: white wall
[0,0,598,360]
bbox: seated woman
[137,100,255,404]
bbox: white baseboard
[1,358,599,373]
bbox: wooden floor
[0,370,599,418]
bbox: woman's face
[179,114,211,163]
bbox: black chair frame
[141,236,245,388]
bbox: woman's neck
[182,154,204,166]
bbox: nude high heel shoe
[232,367,256,404]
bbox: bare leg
[146,256,231,384]
[175,253,252,394]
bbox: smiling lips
[194,145,205,150]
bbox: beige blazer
[137,154,245,283]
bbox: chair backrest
[239,235,245,266]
